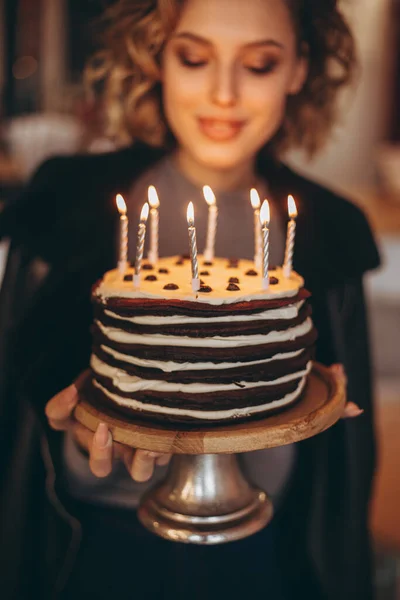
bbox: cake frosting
[89,255,317,425]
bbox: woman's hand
[330,363,364,419]
[45,371,172,481]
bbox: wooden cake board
[74,362,345,545]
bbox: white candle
[116,194,128,275]
[283,195,297,278]
[260,199,270,290]
[250,188,262,269]
[203,185,218,262]
[187,202,200,292]
[133,202,150,289]
[147,185,160,265]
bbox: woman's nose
[210,65,237,107]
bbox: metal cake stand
[75,363,345,545]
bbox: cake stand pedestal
[75,363,345,545]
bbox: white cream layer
[95,257,303,305]
[103,300,304,325]
[99,344,304,372]
[91,354,311,393]
[95,317,313,349]
[92,373,308,420]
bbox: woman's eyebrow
[244,39,285,50]
[172,32,285,50]
[172,32,211,45]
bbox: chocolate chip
[200,270,210,276]
[145,275,157,281]
[199,285,212,293]
[229,277,239,284]
[181,254,190,260]
[246,269,258,276]
[226,283,240,291]
[164,283,179,290]
[200,280,205,286]
[158,268,169,274]
[203,261,213,266]
[269,276,279,285]
[123,274,133,281]
[175,259,184,265]
[142,264,153,270]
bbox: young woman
[0,1,380,599]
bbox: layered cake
[89,256,317,425]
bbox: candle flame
[260,199,270,226]
[116,194,127,215]
[250,188,261,210]
[288,195,297,218]
[140,202,150,222]
[203,185,216,207]
[148,185,160,209]
[187,201,195,225]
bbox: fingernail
[349,407,364,417]
[95,423,111,448]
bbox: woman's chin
[191,147,248,173]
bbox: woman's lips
[197,117,245,141]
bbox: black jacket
[0,143,381,599]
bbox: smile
[197,118,246,141]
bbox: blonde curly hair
[86,0,357,156]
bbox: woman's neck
[173,149,258,193]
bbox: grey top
[62,155,297,509]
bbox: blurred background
[0,0,399,597]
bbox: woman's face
[162,0,307,173]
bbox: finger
[155,453,172,467]
[342,402,364,419]
[117,445,170,477]
[89,423,113,478]
[129,450,157,482]
[45,384,79,431]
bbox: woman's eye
[178,54,208,68]
[245,61,278,75]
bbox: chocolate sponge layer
[95,303,311,338]
[92,346,313,384]
[87,378,305,425]
[93,288,310,317]
[92,324,317,363]
[93,373,302,410]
